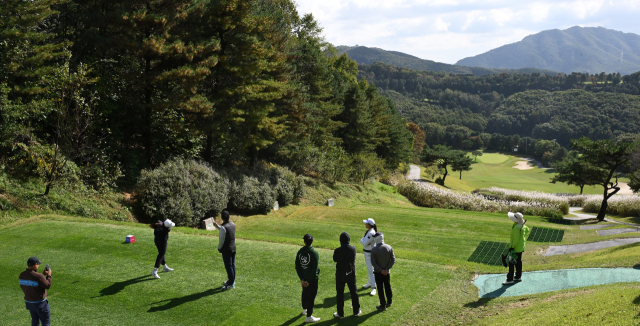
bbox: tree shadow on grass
[96,275,155,297]
[147,287,224,312]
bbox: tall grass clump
[399,182,564,218]
[475,187,570,214]
[583,195,640,217]
[136,158,228,227]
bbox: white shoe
[362,283,371,289]
[301,309,307,316]
[305,316,320,323]
[333,312,344,319]
[355,309,362,316]
[152,271,160,279]
[370,288,377,296]
[502,280,514,285]
[162,265,174,272]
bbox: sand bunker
[617,182,634,195]
[513,161,534,170]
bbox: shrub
[583,195,640,217]
[228,175,274,214]
[225,164,305,213]
[399,182,566,217]
[136,158,228,227]
[270,165,297,206]
[475,187,570,214]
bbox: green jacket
[295,245,320,281]
[510,223,530,253]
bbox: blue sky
[295,0,640,64]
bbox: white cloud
[294,0,640,64]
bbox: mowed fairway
[0,217,450,326]
[425,152,610,194]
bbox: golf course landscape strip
[596,228,640,236]
[544,238,640,256]
[527,227,564,242]
[467,241,510,266]
[474,268,640,298]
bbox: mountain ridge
[336,45,559,76]
[456,26,640,75]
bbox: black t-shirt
[333,244,357,281]
[154,225,170,244]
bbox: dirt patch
[544,289,593,303]
[513,161,534,170]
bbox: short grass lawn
[423,152,610,194]
[0,217,450,325]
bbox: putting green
[474,268,640,298]
[475,153,510,164]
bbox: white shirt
[361,228,377,251]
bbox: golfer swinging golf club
[151,219,175,278]
[361,218,379,296]
[502,212,530,285]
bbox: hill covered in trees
[0,0,414,194]
[457,26,640,75]
[337,45,559,76]
[359,62,640,149]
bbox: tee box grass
[4,183,640,325]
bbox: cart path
[474,267,640,298]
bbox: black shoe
[222,280,230,286]
[386,303,393,308]
[376,305,387,311]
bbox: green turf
[474,153,510,164]
[422,152,609,194]
[4,200,640,325]
[0,217,451,325]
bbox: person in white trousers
[360,218,380,296]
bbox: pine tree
[0,0,69,97]
[199,0,291,165]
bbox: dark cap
[27,257,42,266]
[303,233,313,242]
[340,232,350,245]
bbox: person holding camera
[295,234,320,323]
[333,232,361,319]
[502,212,530,285]
[151,219,175,279]
[19,257,52,326]
[212,210,236,291]
[371,233,395,311]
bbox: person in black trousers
[213,210,236,290]
[151,219,175,278]
[333,232,361,319]
[371,233,395,311]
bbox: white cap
[164,219,176,228]
[363,218,376,226]
[508,212,525,225]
